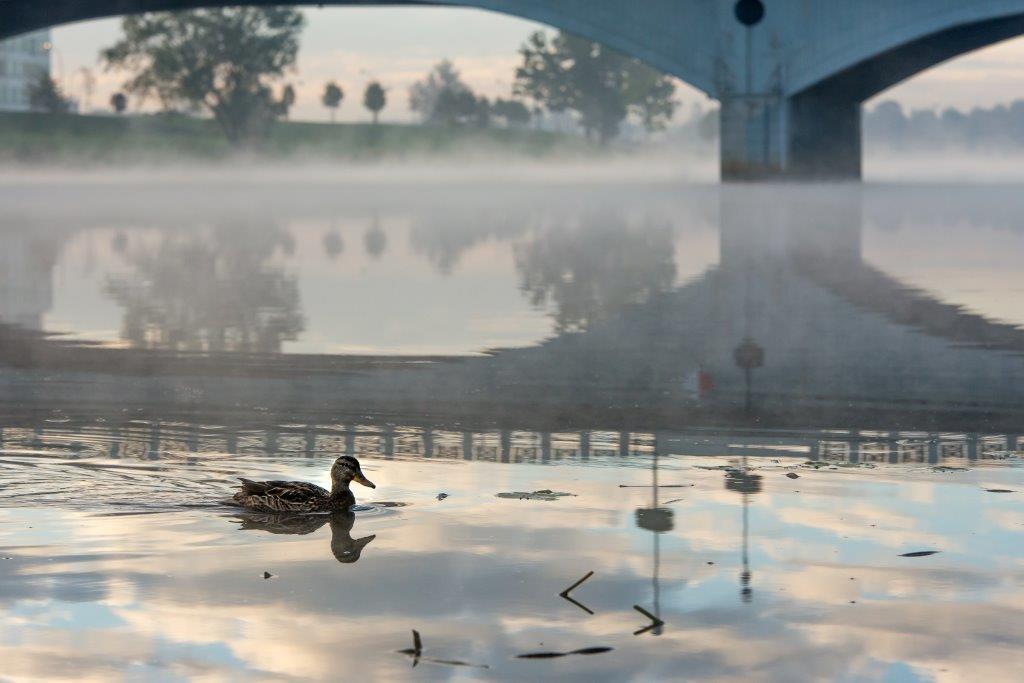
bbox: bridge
[4,1,1024,179]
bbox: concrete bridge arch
[5,0,1024,179]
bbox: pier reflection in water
[1,182,1024,680]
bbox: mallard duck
[233,455,376,513]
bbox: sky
[45,6,1024,123]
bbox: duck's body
[233,478,354,512]
[232,456,375,513]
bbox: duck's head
[331,456,376,490]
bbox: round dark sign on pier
[735,0,765,26]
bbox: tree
[363,81,386,124]
[322,229,343,259]
[628,65,678,134]
[78,67,96,112]
[474,96,491,128]
[514,31,677,143]
[110,91,128,114]
[431,87,489,126]
[364,221,387,259]
[28,73,71,113]
[101,8,305,146]
[278,83,296,120]
[492,98,531,127]
[322,81,344,123]
[409,60,470,123]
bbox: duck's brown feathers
[233,478,354,513]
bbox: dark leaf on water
[517,647,612,659]
[786,472,800,479]
[262,571,274,579]
[985,488,1015,493]
[900,550,940,557]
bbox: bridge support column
[719,93,861,182]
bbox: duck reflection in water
[232,511,376,564]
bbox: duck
[233,455,376,513]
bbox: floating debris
[985,488,1015,493]
[900,551,940,558]
[397,629,423,668]
[496,490,575,501]
[618,484,689,488]
[932,466,969,472]
[633,605,665,636]
[436,493,449,500]
[517,647,613,659]
[262,571,274,579]
[559,570,594,615]
[397,629,488,669]
[786,472,800,479]
[663,498,684,505]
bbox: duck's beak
[353,472,376,489]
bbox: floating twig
[558,570,595,614]
[632,604,665,636]
[396,630,489,669]
[900,550,940,557]
[396,629,423,667]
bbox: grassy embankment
[0,111,593,164]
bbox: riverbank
[0,111,594,165]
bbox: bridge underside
[720,12,1024,181]
[5,1,1024,181]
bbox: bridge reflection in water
[0,416,1017,467]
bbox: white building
[0,30,52,112]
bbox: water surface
[2,179,1023,681]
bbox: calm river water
[1,177,1022,681]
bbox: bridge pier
[720,93,861,182]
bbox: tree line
[25,6,679,148]
[864,99,1024,149]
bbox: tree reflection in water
[363,217,387,260]
[514,214,677,333]
[408,208,531,275]
[104,221,304,353]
